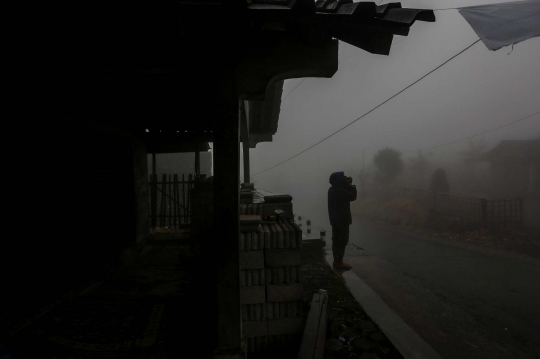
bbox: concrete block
[267,317,304,335]
[267,283,303,302]
[266,302,303,319]
[241,286,266,304]
[274,224,284,248]
[242,303,267,321]
[240,251,264,269]
[262,224,271,249]
[240,224,261,234]
[265,250,302,267]
[240,215,261,223]
[241,269,266,287]
[268,224,276,249]
[277,223,289,248]
[252,231,260,250]
[263,195,293,203]
[262,203,293,219]
[290,222,303,248]
[242,321,267,338]
[239,233,245,252]
[245,232,252,251]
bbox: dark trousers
[331,226,349,262]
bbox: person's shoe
[333,262,352,269]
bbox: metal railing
[371,183,523,228]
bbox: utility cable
[406,110,540,154]
[281,79,305,102]
[252,39,481,177]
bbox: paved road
[344,219,540,359]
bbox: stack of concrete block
[240,183,255,204]
[239,203,263,216]
[240,215,267,351]
[264,221,304,346]
[239,195,305,354]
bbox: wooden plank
[188,174,192,221]
[182,174,186,224]
[168,174,172,228]
[297,291,328,359]
[151,153,157,229]
[173,174,178,228]
[160,174,166,228]
[314,290,329,359]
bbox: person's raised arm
[336,178,357,201]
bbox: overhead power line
[281,79,305,102]
[408,110,540,153]
[252,39,481,177]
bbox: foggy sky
[245,0,539,229]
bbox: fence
[485,199,524,229]
[148,174,194,229]
[371,183,523,229]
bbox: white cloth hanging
[458,0,540,50]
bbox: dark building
[483,139,540,197]
[5,1,435,357]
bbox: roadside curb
[325,254,444,359]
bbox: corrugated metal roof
[245,0,435,54]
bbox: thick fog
[241,0,540,231]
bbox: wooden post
[168,174,171,228]
[174,174,179,229]
[182,174,186,224]
[151,153,157,229]
[519,198,524,227]
[298,290,329,359]
[160,174,167,229]
[211,90,241,353]
[240,100,250,184]
[195,147,201,177]
[188,174,192,222]
[243,141,250,184]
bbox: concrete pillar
[212,72,242,357]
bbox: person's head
[330,172,348,187]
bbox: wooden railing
[148,174,194,229]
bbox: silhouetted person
[328,172,357,269]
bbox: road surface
[344,219,540,359]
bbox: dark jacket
[328,171,357,228]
